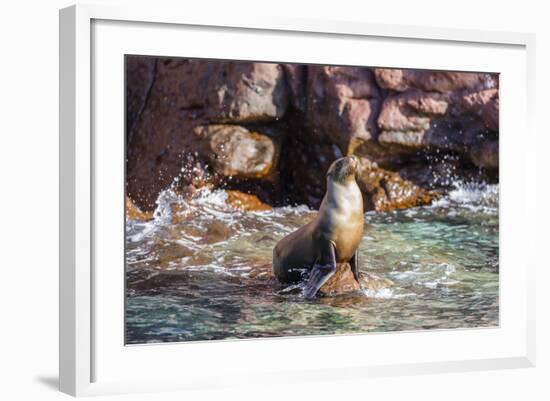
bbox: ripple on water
[125,183,499,343]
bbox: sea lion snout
[328,156,359,182]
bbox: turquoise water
[125,183,498,344]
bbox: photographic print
[125,57,499,344]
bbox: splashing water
[125,182,499,344]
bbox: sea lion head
[326,156,359,184]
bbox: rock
[225,190,272,212]
[305,66,381,154]
[126,58,286,211]
[378,91,449,137]
[129,59,289,124]
[126,58,211,211]
[126,196,154,221]
[377,91,467,152]
[194,124,280,180]
[355,158,437,211]
[467,139,499,169]
[374,72,499,174]
[318,263,361,296]
[456,88,499,131]
[376,88,499,171]
[125,58,500,213]
[281,64,307,112]
[125,56,156,146]
[280,140,436,212]
[279,138,343,208]
[204,62,288,123]
[374,69,498,93]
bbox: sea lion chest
[317,183,364,261]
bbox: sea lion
[272,156,364,298]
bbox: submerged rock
[360,273,394,291]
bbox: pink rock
[376,87,499,162]
[457,88,499,131]
[378,91,448,135]
[374,68,498,93]
[204,62,288,123]
[305,66,381,153]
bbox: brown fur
[272,156,364,283]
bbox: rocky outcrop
[355,159,437,211]
[458,88,499,131]
[193,125,279,180]
[126,57,499,213]
[126,59,286,211]
[374,69,499,170]
[125,56,156,146]
[126,59,205,210]
[279,138,436,211]
[374,69,496,93]
[203,62,288,123]
[279,139,343,208]
[305,66,381,154]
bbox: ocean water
[125,182,499,344]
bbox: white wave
[363,288,394,299]
[192,188,229,207]
[448,182,498,205]
[431,181,498,211]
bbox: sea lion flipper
[350,250,360,282]
[302,241,336,298]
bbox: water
[125,183,499,344]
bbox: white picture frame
[59,3,536,397]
